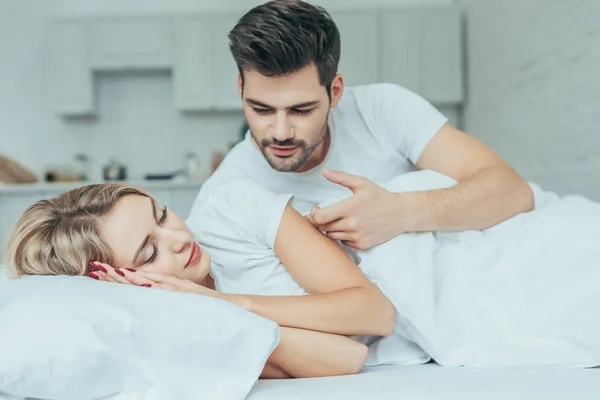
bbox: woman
[3,181,396,379]
[5,173,600,372]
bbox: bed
[247,363,599,400]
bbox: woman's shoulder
[214,177,275,196]
[210,178,288,208]
[202,178,291,229]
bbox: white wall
[50,0,453,15]
[0,0,453,182]
[458,0,600,199]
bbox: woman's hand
[88,262,151,286]
[88,262,223,300]
[134,270,224,300]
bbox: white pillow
[0,274,279,400]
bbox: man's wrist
[392,191,423,233]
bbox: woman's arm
[226,205,396,337]
[261,326,368,379]
[261,362,291,379]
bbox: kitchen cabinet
[330,10,379,87]
[173,14,240,111]
[418,7,464,104]
[45,21,94,116]
[45,4,464,116]
[173,18,213,110]
[172,14,241,111]
[210,14,243,110]
[89,17,172,70]
[381,6,464,104]
[380,9,421,95]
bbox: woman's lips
[186,242,202,268]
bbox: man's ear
[329,74,344,108]
[237,74,243,97]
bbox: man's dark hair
[228,0,341,99]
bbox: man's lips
[270,145,298,157]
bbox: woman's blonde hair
[4,183,153,278]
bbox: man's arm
[308,123,534,249]
[408,123,534,232]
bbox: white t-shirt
[192,83,449,216]
[187,177,431,367]
[185,83,447,366]
[187,178,300,296]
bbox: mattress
[247,363,599,400]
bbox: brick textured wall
[458,0,600,199]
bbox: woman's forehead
[99,195,156,265]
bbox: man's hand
[306,169,414,250]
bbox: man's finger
[311,197,353,225]
[326,231,353,242]
[322,169,365,192]
[341,240,358,249]
[304,212,317,226]
[317,218,352,233]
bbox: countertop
[0,178,205,195]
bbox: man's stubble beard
[252,119,329,173]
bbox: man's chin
[265,155,304,172]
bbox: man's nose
[272,112,291,142]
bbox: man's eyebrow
[131,198,156,265]
[245,98,320,109]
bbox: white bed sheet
[247,363,599,400]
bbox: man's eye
[292,108,313,115]
[253,108,271,115]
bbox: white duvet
[351,170,600,368]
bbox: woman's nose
[169,231,192,254]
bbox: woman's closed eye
[143,206,168,265]
[158,206,168,224]
[145,243,159,264]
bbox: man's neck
[296,130,330,173]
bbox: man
[195,0,533,250]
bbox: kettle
[184,152,201,178]
[103,159,127,181]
